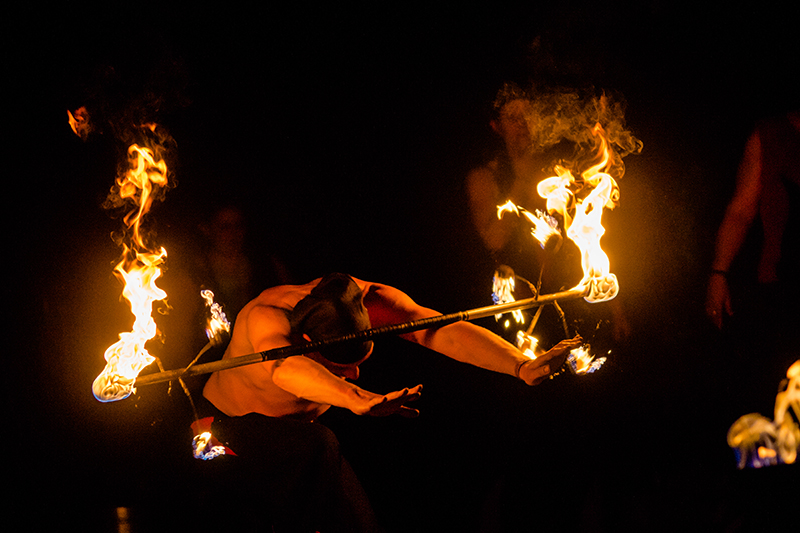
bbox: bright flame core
[92,143,169,402]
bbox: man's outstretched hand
[518,334,583,386]
[351,384,423,418]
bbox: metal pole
[134,286,589,387]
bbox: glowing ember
[566,345,606,375]
[538,123,619,303]
[92,142,170,402]
[728,360,800,468]
[201,289,231,346]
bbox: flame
[191,417,235,460]
[566,344,606,375]
[498,201,563,252]
[728,359,800,468]
[201,289,231,345]
[492,266,523,327]
[516,331,540,359]
[92,143,170,402]
[67,107,93,140]
[537,123,619,302]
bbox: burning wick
[566,344,606,375]
[728,360,800,468]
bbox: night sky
[10,3,799,531]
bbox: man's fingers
[399,406,420,418]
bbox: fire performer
[201,272,581,531]
[466,83,631,344]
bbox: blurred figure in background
[706,110,800,329]
[705,110,800,416]
[200,204,292,321]
[466,83,630,346]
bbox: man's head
[491,83,533,157]
[288,273,373,375]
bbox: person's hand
[518,335,583,386]
[351,385,423,418]
[706,274,733,329]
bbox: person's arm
[706,130,763,328]
[272,357,422,417]
[363,282,582,385]
[244,304,421,417]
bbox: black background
[8,2,799,531]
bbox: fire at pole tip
[92,373,134,403]
[90,123,175,403]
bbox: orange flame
[566,344,607,374]
[537,123,619,302]
[93,142,169,402]
[201,289,231,346]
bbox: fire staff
[201,272,581,531]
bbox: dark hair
[288,273,372,364]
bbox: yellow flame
[492,268,523,326]
[93,143,169,402]
[537,123,619,302]
[567,345,606,375]
[201,289,231,344]
[497,201,562,250]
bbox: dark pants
[196,400,381,532]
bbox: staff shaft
[134,287,588,387]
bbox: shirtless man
[201,273,581,531]
[204,273,580,421]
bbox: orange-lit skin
[203,277,582,422]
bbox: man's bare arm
[272,357,422,417]
[362,282,582,384]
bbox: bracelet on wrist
[514,359,529,379]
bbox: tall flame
[537,123,620,302]
[92,143,169,402]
